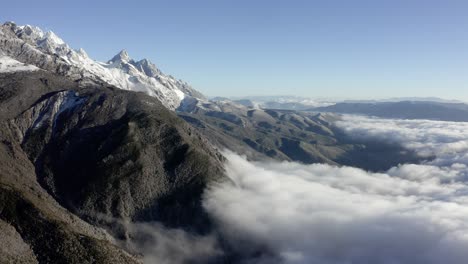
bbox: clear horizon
[2,0,468,101]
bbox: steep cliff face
[0,68,225,262]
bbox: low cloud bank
[335,115,468,167]
[88,214,221,264]
[202,116,468,264]
[126,221,221,264]
[126,115,468,263]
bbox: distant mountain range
[310,101,468,122]
[225,95,335,110]
[211,95,465,113]
[342,97,464,104]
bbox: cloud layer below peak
[203,115,468,264]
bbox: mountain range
[311,101,468,122]
[0,21,443,263]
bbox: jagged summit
[134,58,162,77]
[108,49,131,64]
[14,24,66,50]
[76,47,88,57]
[16,24,44,39]
[43,31,65,45]
[108,50,162,77]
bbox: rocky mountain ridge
[311,101,468,122]
[0,22,203,110]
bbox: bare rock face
[0,69,225,262]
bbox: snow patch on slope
[31,91,85,130]
[0,55,39,73]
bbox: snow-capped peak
[0,22,205,110]
[109,49,131,64]
[76,48,88,57]
[133,58,162,77]
[15,24,45,42]
[15,25,65,47]
[13,24,69,57]
[43,31,65,46]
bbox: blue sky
[2,0,468,100]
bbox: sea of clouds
[201,115,468,264]
[134,115,468,263]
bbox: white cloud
[89,214,221,264]
[115,115,468,263]
[126,221,221,264]
[202,116,468,263]
[204,152,468,264]
[335,115,468,162]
